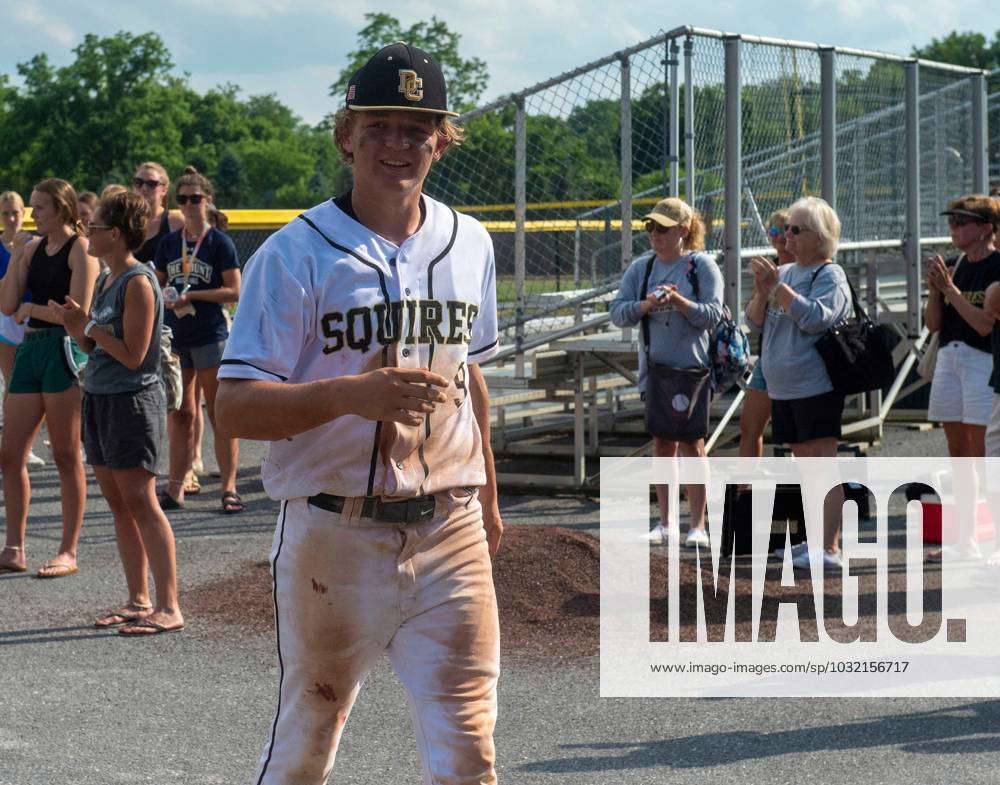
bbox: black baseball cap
[345,41,458,118]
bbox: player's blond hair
[332,108,465,164]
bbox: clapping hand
[749,256,779,292]
[49,296,87,337]
[926,254,952,294]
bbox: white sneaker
[684,528,710,548]
[925,544,983,564]
[646,524,678,545]
[26,451,45,467]
[774,542,808,560]
[792,549,843,570]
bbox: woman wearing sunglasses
[746,196,852,569]
[611,197,723,547]
[923,195,1000,561]
[131,161,183,266]
[0,179,100,577]
[53,190,184,634]
[153,166,242,514]
[738,209,795,458]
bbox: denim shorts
[747,362,768,392]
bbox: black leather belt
[307,493,437,524]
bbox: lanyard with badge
[165,228,207,318]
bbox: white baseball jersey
[218,195,499,501]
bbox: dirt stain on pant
[311,578,329,595]
[309,682,338,703]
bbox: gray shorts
[83,385,165,473]
[176,339,226,370]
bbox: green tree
[328,13,488,111]
[912,30,1000,69]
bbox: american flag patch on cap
[346,84,356,101]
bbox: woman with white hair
[745,196,852,568]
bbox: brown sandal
[221,491,244,514]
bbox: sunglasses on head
[133,177,162,189]
[784,224,808,235]
[644,220,674,235]
[176,194,205,205]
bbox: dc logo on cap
[398,70,424,102]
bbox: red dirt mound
[185,525,944,658]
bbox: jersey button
[405,288,411,296]
[401,348,410,357]
[389,257,397,267]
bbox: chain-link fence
[417,26,989,366]
[225,27,990,370]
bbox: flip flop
[183,470,201,495]
[158,490,184,510]
[0,563,27,574]
[118,618,185,636]
[36,561,78,579]
[221,491,244,515]
[94,604,153,628]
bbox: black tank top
[134,210,171,264]
[27,235,78,328]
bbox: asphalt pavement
[2,424,999,784]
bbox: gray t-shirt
[745,261,852,400]
[84,265,163,395]
[610,250,724,390]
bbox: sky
[2,1,997,126]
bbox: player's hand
[345,367,450,426]
[482,506,503,558]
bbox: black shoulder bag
[639,254,712,442]
[813,267,897,395]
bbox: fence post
[723,35,742,317]
[620,54,633,271]
[514,97,527,377]
[661,39,670,196]
[684,35,695,205]
[669,38,680,197]
[820,47,837,209]
[904,60,922,337]
[972,72,988,193]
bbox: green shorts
[8,328,87,394]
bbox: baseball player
[216,42,502,785]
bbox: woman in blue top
[610,197,723,548]
[0,191,33,388]
[153,166,242,513]
[746,196,852,569]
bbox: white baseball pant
[252,490,500,785]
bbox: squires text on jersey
[320,298,479,355]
